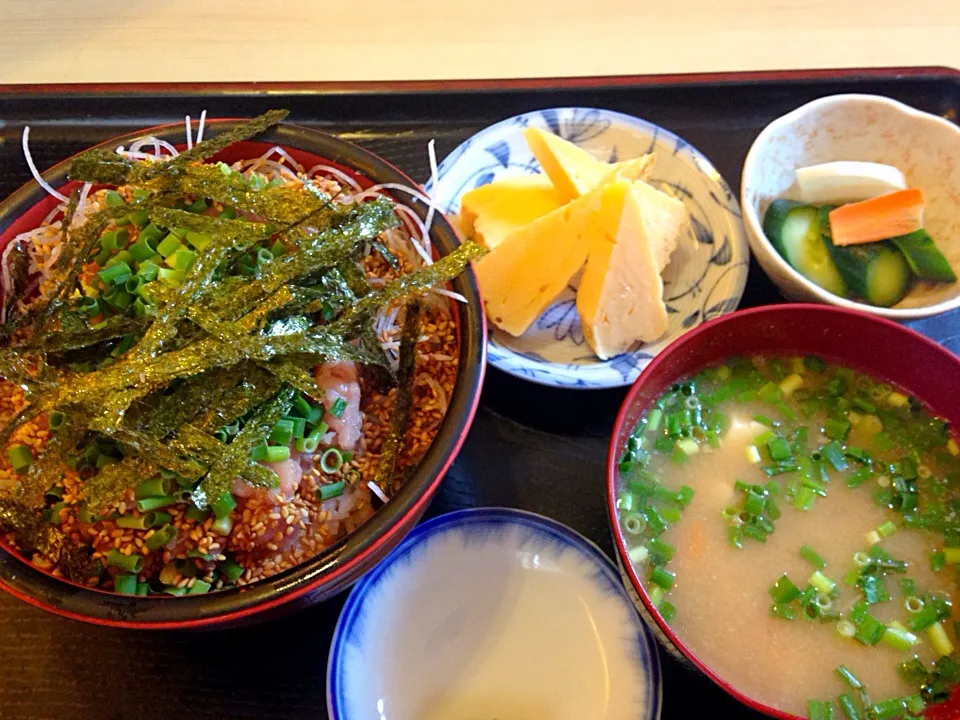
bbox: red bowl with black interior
[0,119,486,629]
[607,304,960,719]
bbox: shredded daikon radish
[309,164,364,193]
[269,145,303,173]
[431,288,468,304]
[392,205,432,265]
[116,150,159,161]
[129,137,178,157]
[424,139,439,255]
[185,115,193,150]
[367,481,389,504]
[22,127,68,202]
[355,182,432,206]
[196,109,207,144]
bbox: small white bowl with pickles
[741,94,960,320]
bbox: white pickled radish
[795,161,907,204]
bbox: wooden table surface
[0,0,958,84]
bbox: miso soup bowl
[606,304,960,719]
[0,119,487,629]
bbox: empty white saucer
[327,508,661,720]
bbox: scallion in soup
[618,355,960,719]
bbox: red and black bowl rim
[605,304,960,719]
[0,119,487,629]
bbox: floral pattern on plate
[426,107,749,389]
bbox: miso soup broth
[617,355,960,719]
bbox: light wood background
[0,0,957,84]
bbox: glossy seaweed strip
[177,164,332,225]
[83,456,156,513]
[0,498,97,581]
[132,211,270,358]
[193,364,281,433]
[13,412,86,507]
[2,238,32,323]
[333,240,485,335]
[192,385,295,509]
[372,300,421,493]
[187,298,327,400]
[68,150,134,185]
[205,197,398,322]
[135,374,224,439]
[132,109,289,182]
[171,423,276,488]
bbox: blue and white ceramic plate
[328,508,662,720]
[425,107,749,389]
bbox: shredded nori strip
[191,385,295,509]
[132,109,289,182]
[177,164,332,225]
[83,456,156,513]
[0,498,97,581]
[333,240,485,335]
[2,239,31,323]
[68,150,135,185]
[372,300,421,493]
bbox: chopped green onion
[291,394,313,418]
[835,666,863,689]
[807,700,835,720]
[318,481,345,501]
[824,418,852,441]
[646,408,663,432]
[268,418,295,446]
[187,579,211,595]
[876,521,897,538]
[264,445,290,463]
[211,514,233,535]
[6,444,33,472]
[881,625,919,651]
[931,550,946,572]
[320,448,344,473]
[623,513,646,535]
[854,614,886,646]
[770,603,796,621]
[104,190,125,207]
[801,545,827,569]
[820,441,848,471]
[97,261,132,285]
[166,247,196,272]
[144,525,178,551]
[156,233,182,258]
[329,397,347,418]
[675,485,695,507]
[649,566,675,590]
[837,694,861,720]
[136,495,176,512]
[134,475,173,500]
[647,538,675,565]
[219,559,245,584]
[928,621,955,657]
[211,492,237,520]
[184,505,209,523]
[158,267,187,287]
[113,574,138,595]
[769,574,802,604]
[105,549,144,573]
[868,698,904,720]
[836,620,856,638]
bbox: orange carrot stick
[828,188,925,246]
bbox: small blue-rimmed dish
[426,107,749,389]
[327,508,662,720]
